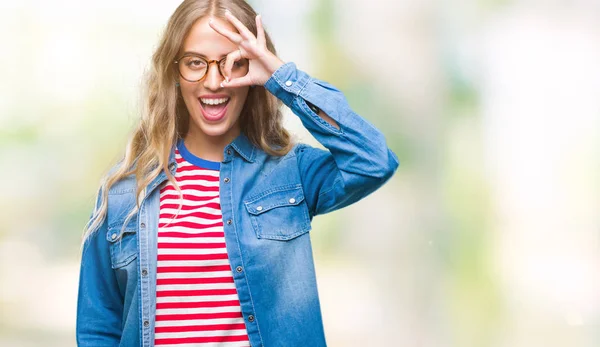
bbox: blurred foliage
[310,0,410,163]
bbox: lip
[198,98,229,122]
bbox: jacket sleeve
[76,187,123,346]
[264,62,399,217]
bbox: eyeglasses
[174,53,249,83]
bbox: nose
[203,63,224,91]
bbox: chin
[189,113,237,139]
[199,125,231,138]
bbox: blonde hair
[83,0,292,243]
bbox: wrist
[264,53,285,78]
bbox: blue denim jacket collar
[144,133,256,201]
[229,132,256,163]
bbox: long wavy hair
[83,0,292,243]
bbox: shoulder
[254,142,332,174]
[257,141,336,187]
[255,141,335,174]
[290,142,333,168]
[264,141,330,160]
[96,161,138,225]
[101,159,137,196]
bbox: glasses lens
[179,56,207,82]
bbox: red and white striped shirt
[154,147,250,347]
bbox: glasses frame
[174,53,236,83]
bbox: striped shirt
[154,145,250,347]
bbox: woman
[76,0,399,346]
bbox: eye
[233,59,247,69]
[184,58,206,70]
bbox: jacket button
[111,233,117,240]
[285,81,293,87]
[289,198,296,204]
[256,206,263,211]
[248,315,255,322]
[227,219,232,225]
[224,177,230,183]
[142,269,148,277]
[168,163,176,171]
[140,222,146,229]
[236,266,243,273]
[143,320,149,327]
[227,149,232,155]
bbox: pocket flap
[244,185,305,215]
[106,218,137,243]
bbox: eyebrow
[181,51,228,59]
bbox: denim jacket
[76,62,399,347]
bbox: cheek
[181,86,199,107]
[233,89,250,109]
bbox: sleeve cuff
[264,62,311,106]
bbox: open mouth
[198,97,230,121]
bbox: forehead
[181,17,238,57]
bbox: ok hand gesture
[209,11,285,88]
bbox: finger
[223,50,241,81]
[255,14,266,47]
[221,75,253,88]
[224,9,255,41]
[209,17,243,44]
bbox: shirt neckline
[177,139,221,171]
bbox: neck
[183,127,239,162]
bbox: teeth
[200,97,229,105]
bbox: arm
[76,189,123,346]
[264,62,399,217]
[207,13,398,215]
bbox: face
[177,16,249,144]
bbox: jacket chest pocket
[106,220,138,269]
[244,185,311,241]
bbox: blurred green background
[1,0,599,346]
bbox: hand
[209,11,285,88]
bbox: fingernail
[225,76,229,83]
[220,82,225,88]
